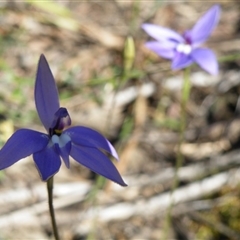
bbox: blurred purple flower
[0,54,127,186]
[142,5,220,75]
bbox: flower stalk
[175,67,191,188]
[163,67,191,238]
[47,177,60,240]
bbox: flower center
[176,43,192,55]
[51,133,71,148]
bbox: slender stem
[174,67,191,188]
[47,177,60,240]
[163,67,191,237]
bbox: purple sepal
[145,41,176,59]
[191,48,218,75]
[54,141,71,168]
[187,5,220,46]
[65,126,119,160]
[35,54,60,131]
[0,129,48,169]
[70,144,127,186]
[33,145,61,181]
[172,52,193,70]
[142,23,184,42]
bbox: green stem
[47,177,60,240]
[163,67,191,237]
[174,67,191,184]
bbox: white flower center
[51,133,71,148]
[176,43,192,55]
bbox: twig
[188,211,240,240]
[80,169,239,224]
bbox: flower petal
[0,129,48,169]
[50,133,71,168]
[54,141,71,168]
[35,54,60,131]
[191,48,218,75]
[59,141,71,168]
[172,52,193,70]
[145,41,176,59]
[70,144,127,186]
[142,23,184,42]
[33,145,61,181]
[187,5,220,45]
[65,126,119,160]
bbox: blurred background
[0,0,240,239]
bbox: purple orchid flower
[142,5,220,75]
[0,54,127,186]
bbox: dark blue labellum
[49,107,71,136]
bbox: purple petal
[142,23,184,42]
[0,129,48,169]
[33,145,61,181]
[172,52,193,70]
[187,5,220,45]
[65,126,119,160]
[54,141,71,168]
[35,54,60,131]
[70,144,127,186]
[191,48,218,75]
[145,41,176,59]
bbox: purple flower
[0,54,127,186]
[142,5,220,75]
